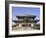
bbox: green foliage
[34,24,40,30]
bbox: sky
[12,7,40,20]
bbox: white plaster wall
[31,23,34,27]
[19,23,22,27]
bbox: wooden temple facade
[13,15,39,28]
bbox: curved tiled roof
[13,20,39,23]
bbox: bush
[34,24,40,30]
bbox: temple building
[13,15,39,29]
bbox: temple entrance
[22,24,28,27]
[29,24,31,27]
[22,23,31,27]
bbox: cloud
[35,17,40,24]
[37,21,40,24]
[12,22,16,26]
[12,16,18,20]
[35,17,40,20]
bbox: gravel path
[12,27,35,31]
